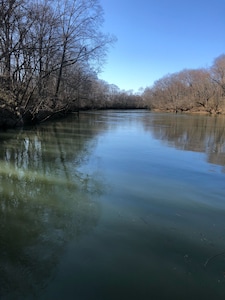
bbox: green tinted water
[0,111,225,299]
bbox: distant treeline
[142,54,225,114]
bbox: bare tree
[0,0,116,127]
[210,54,225,113]
[143,58,225,115]
[53,0,114,108]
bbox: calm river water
[0,110,225,299]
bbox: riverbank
[150,108,225,115]
[0,106,147,130]
[0,106,80,130]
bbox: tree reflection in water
[0,116,104,299]
[143,113,225,171]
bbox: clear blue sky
[98,0,225,93]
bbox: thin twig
[140,217,149,225]
[204,250,225,268]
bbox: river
[0,110,225,299]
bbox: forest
[0,0,224,129]
[143,54,225,115]
[0,0,119,128]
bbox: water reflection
[144,113,225,170]
[1,111,225,299]
[0,116,105,299]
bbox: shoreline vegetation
[142,54,225,116]
[0,1,224,130]
[0,0,116,129]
